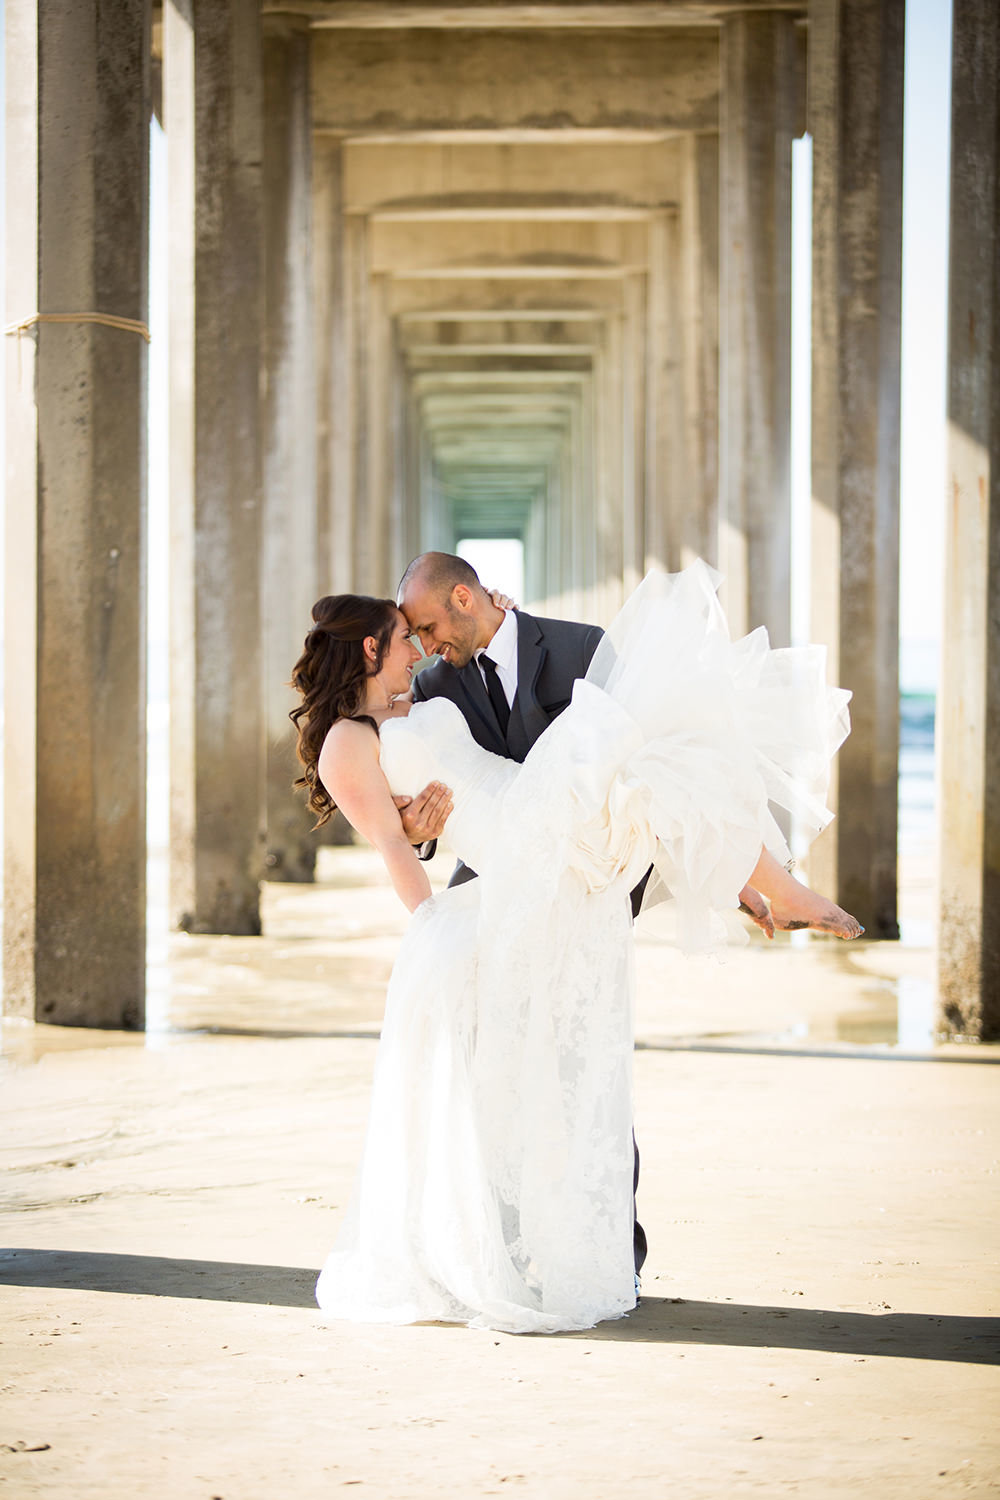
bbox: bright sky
[897,0,953,686]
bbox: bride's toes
[817,902,864,939]
[772,899,864,939]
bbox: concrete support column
[719,13,795,644]
[165,0,264,933]
[345,214,370,587]
[567,393,589,615]
[261,16,317,883]
[3,0,149,1027]
[366,270,393,595]
[313,139,349,593]
[808,0,904,938]
[596,315,625,618]
[388,324,409,589]
[622,271,647,596]
[679,135,720,569]
[647,210,688,574]
[938,0,1000,1038]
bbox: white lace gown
[315,563,851,1334]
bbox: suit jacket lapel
[508,612,549,760]
[457,657,509,754]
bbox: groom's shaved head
[397,551,500,667]
[398,551,482,604]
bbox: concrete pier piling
[164,0,265,935]
[3,0,150,1026]
[938,0,1000,1040]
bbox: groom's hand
[394,782,454,844]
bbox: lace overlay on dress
[315,561,850,1333]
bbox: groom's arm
[580,622,604,675]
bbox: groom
[396,550,648,1277]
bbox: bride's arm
[318,720,433,914]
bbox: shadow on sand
[2,1248,998,1365]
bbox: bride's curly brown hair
[289,594,400,825]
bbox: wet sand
[2,845,998,1498]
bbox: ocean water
[899,691,936,859]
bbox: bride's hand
[394,781,454,843]
[487,587,518,611]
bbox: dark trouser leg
[633,1132,647,1273]
[629,869,652,1277]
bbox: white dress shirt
[474,607,518,708]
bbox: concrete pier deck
[2,846,998,1499]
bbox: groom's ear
[451,584,474,612]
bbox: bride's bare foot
[770,882,864,939]
[738,884,774,940]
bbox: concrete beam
[405,355,593,375]
[369,218,648,277]
[371,205,656,223]
[937,0,1000,1039]
[342,138,683,213]
[406,343,597,357]
[390,278,627,317]
[311,29,719,136]
[276,2,807,27]
[261,16,319,883]
[808,0,904,938]
[165,0,265,934]
[3,0,149,1028]
[400,317,604,350]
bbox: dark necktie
[481,653,510,736]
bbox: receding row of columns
[3,0,998,1036]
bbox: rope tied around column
[4,311,151,383]
[4,311,151,341]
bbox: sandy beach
[2,844,998,1498]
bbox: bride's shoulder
[319,714,378,768]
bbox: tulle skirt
[316,561,850,1333]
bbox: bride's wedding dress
[315,562,850,1334]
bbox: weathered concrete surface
[261,15,319,884]
[675,131,719,571]
[2,0,149,1027]
[937,0,1000,1040]
[311,28,720,136]
[1,846,998,1498]
[719,12,794,645]
[808,0,905,940]
[341,137,684,214]
[165,0,265,934]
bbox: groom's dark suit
[412,609,603,881]
[411,607,648,1274]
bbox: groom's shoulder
[527,610,600,635]
[411,655,459,701]
[519,610,604,674]
[521,610,603,649]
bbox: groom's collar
[474,607,518,676]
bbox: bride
[290,562,861,1334]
